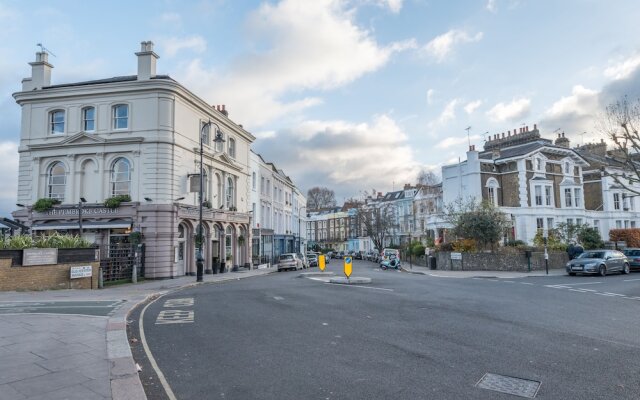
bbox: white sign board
[450,252,462,260]
[70,265,92,279]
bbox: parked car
[354,251,363,260]
[365,251,376,261]
[622,248,640,271]
[278,253,304,272]
[297,253,309,269]
[566,250,630,276]
[306,252,319,268]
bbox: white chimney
[135,41,159,80]
[22,51,53,91]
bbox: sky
[2,0,640,217]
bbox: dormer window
[536,158,542,171]
[50,110,65,134]
[564,161,571,175]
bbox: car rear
[306,253,319,267]
[623,248,640,271]
[278,254,298,271]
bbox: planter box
[0,247,98,266]
[0,250,22,266]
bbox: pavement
[0,263,567,400]
[0,267,277,400]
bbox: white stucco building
[12,42,255,278]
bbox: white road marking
[623,278,640,282]
[163,298,194,308]
[155,310,194,325]
[140,297,179,400]
[558,282,603,286]
[502,281,516,283]
[520,282,534,285]
[569,289,590,292]
[273,296,284,301]
[324,283,393,292]
[602,293,626,297]
[594,293,617,297]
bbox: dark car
[354,251,363,260]
[566,250,630,276]
[622,248,640,271]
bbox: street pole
[543,229,549,275]
[78,200,83,236]
[196,123,205,283]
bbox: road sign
[450,252,462,260]
[344,256,352,278]
[319,255,326,271]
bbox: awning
[31,220,132,231]
[0,218,30,231]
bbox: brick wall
[0,258,99,291]
[434,251,568,271]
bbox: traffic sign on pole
[344,256,352,278]
[319,255,326,271]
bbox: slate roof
[43,75,175,89]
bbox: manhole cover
[476,373,540,398]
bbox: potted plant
[202,200,212,208]
[129,231,143,245]
[33,198,61,212]
[238,235,245,245]
[104,194,131,209]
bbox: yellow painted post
[319,255,326,271]
[344,256,352,279]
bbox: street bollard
[132,248,138,284]
[98,266,104,289]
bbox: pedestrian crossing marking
[156,310,194,324]
[163,298,194,308]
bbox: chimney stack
[22,51,53,91]
[221,104,228,117]
[136,41,159,80]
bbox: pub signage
[23,248,58,266]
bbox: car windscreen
[280,255,293,260]
[623,249,640,256]
[578,251,605,259]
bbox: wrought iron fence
[99,244,145,282]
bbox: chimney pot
[534,123,537,130]
[526,125,529,131]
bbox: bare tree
[306,187,337,210]
[598,96,640,194]
[354,201,397,253]
[417,170,440,186]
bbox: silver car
[566,250,630,276]
[278,253,304,272]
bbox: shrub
[578,226,604,250]
[1,235,35,249]
[33,198,61,212]
[609,228,640,247]
[506,240,526,247]
[34,233,92,248]
[533,229,567,251]
[438,242,455,252]
[452,238,476,252]
[104,194,131,209]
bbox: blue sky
[2,0,640,217]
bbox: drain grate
[476,373,540,398]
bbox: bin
[429,256,437,270]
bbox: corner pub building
[11,42,254,278]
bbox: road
[128,260,640,399]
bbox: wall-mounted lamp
[175,196,185,201]
[144,197,153,202]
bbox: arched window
[201,122,210,146]
[48,162,66,200]
[485,177,500,206]
[226,177,234,208]
[112,104,129,130]
[111,158,131,196]
[82,107,95,132]
[228,137,236,158]
[50,110,65,134]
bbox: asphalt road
[129,260,640,400]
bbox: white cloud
[177,0,413,127]
[604,54,640,81]
[486,0,497,12]
[437,99,459,125]
[545,85,599,118]
[377,0,403,13]
[160,35,207,57]
[464,100,482,114]
[486,97,531,122]
[436,134,482,149]
[427,89,435,105]
[254,114,421,196]
[422,29,483,63]
[160,12,182,27]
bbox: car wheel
[623,263,630,274]
[599,265,606,277]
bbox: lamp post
[197,120,224,282]
[79,198,87,236]
[298,206,307,254]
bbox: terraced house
[442,125,640,244]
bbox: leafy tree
[444,197,508,250]
[416,170,441,186]
[578,226,604,250]
[306,187,337,210]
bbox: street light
[79,198,87,236]
[196,120,224,282]
[298,206,307,254]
